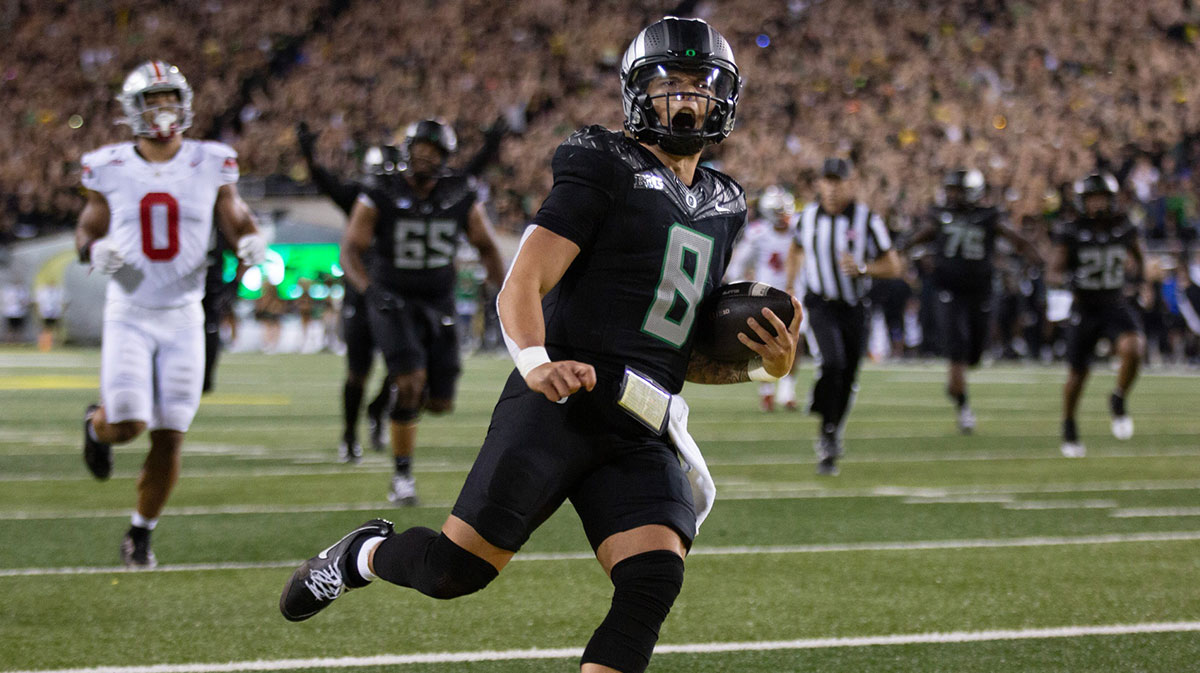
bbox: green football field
[1,348,1198,672]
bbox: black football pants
[803,295,866,434]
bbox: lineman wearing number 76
[75,61,266,569]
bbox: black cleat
[120,527,157,569]
[816,455,840,476]
[367,413,386,452]
[279,518,394,622]
[814,431,842,476]
[82,404,113,480]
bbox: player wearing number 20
[75,61,265,568]
[1051,173,1146,458]
[279,17,800,673]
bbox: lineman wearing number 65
[75,61,265,569]
[280,16,801,673]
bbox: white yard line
[3,480,1200,520]
[6,447,1200,483]
[1002,500,1118,510]
[2,530,1199,578]
[1110,507,1200,518]
[6,621,1200,673]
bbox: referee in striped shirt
[785,158,902,475]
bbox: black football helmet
[620,16,741,156]
[362,145,403,176]
[1073,172,1119,214]
[403,119,458,156]
[943,169,986,205]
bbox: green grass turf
[1,348,1198,672]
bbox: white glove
[90,238,124,275]
[236,233,267,266]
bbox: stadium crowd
[2,0,1200,359]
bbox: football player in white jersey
[726,185,800,411]
[74,61,266,568]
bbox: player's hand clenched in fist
[90,238,124,275]
[524,360,597,403]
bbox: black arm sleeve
[310,163,360,216]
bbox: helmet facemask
[117,61,194,139]
[620,17,741,157]
[627,63,738,156]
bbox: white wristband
[516,346,552,379]
[747,359,779,383]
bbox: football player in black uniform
[297,123,396,463]
[902,169,1041,433]
[1051,173,1146,457]
[281,17,800,673]
[338,119,505,504]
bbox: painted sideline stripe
[3,530,1199,578]
[7,621,1200,673]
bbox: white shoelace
[304,564,344,602]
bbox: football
[692,281,798,361]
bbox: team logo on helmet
[117,60,194,139]
[620,17,741,156]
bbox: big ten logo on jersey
[393,218,457,269]
[140,192,181,261]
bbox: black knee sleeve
[372,528,498,600]
[581,550,685,673]
[389,404,420,423]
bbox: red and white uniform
[82,139,238,430]
[726,217,796,288]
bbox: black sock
[127,525,151,544]
[1110,390,1126,416]
[954,393,967,409]
[394,455,412,476]
[1063,418,1078,442]
[343,381,364,442]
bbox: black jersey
[532,126,747,393]
[928,204,1002,294]
[362,171,477,300]
[1055,214,1139,308]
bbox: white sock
[758,382,773,397]
[777,375,796,404]
[356,536,386,583]
[131,512,157,530]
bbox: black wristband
[78,240,93,264]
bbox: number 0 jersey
[81,140,238,309]
[359,172,478,301]
[531,125,747,393]
[1054,214,1139,308]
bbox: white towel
[667,395,716,535]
